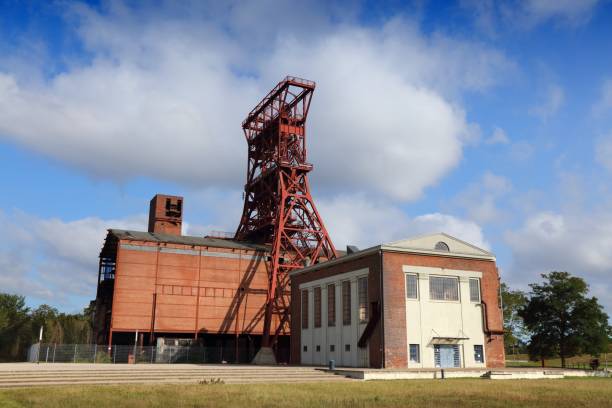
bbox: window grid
[406,274,418,299]
[301,289,309,329]
[342,281,351,326]
[429,276,459,301]
[474,345,484,363]
[469,278,481,302]
[327,284,336,327]
[314,287,322,328]
[358,277,368,323]
[409,344,420,364]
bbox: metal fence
[28,343,256,364]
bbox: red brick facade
[290,247,506,369]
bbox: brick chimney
[148,194,183,235]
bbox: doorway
[434,344,460,368]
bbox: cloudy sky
[1,0,611,318]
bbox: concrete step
[0,375,349,385]
[0,372,342,381]
[0,372,336,380]
[0,377,352,388]
[0,369,329,375]
[0,366,351,387]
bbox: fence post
[45,346,49,363]
[52,344,56,363]
[151,347,154,364]
[113,346,116,364]
[93,345,97,364]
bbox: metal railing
[28,343,257,364]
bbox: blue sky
[1,0,612,318]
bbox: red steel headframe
[235,76,338,351]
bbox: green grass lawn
[0,378,611,408]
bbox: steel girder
[235,76,337,350]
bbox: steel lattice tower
[235,76,337,358]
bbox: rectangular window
[301,289,309,329]
[409,344,420,364]
[345,344,351,352]
[474,345,484,363]
[316,345,321,352]
[406,274,418,299]
[327,284,336,327]
[429,276,459,301]
[314,286,322,328]
[342,281,351,326]
[469,278,481,302]
[330,345,335,352]
[358,277,368,323]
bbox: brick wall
[289,251,383,367]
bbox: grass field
[0,378,610,408]
[505,353,611,369]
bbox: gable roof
[290,233,495,277]
[382,232,494,260]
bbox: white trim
[298,268,369,290]
[402,265,483,279]
[384,245,495,261]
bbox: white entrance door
[435,345,460,368]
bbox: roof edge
[380,244,496,261]
[289,246,381,277]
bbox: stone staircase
[0,364,353,388]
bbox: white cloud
[0,3,510,202]
[454,171,512,224]
[592,78,612,116]
[518,0,601,26]
[462,0,602,31]
[317,194,488,250]
[529,83,564,119]
[510,140,536,161]
[0,209,146,310]
[505,210,612,314]
[460,0,498,36]
[595,133,612,172]
[485,127,510,144]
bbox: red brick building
[93,194,287,362]
[289,233,505,368]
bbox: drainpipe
[379,249,385,369]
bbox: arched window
[434,241,450,252]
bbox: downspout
[481,300,489,334]
[379,249,385,368]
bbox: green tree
[500,283,528,355]
[0,293,31,361]
[519,272,611,367]
[30,304,59,343]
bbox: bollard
[441,369,445,379]
[329,359,336,370]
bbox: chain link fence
[28,343,257,364]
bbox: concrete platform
[327,367,605,380]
